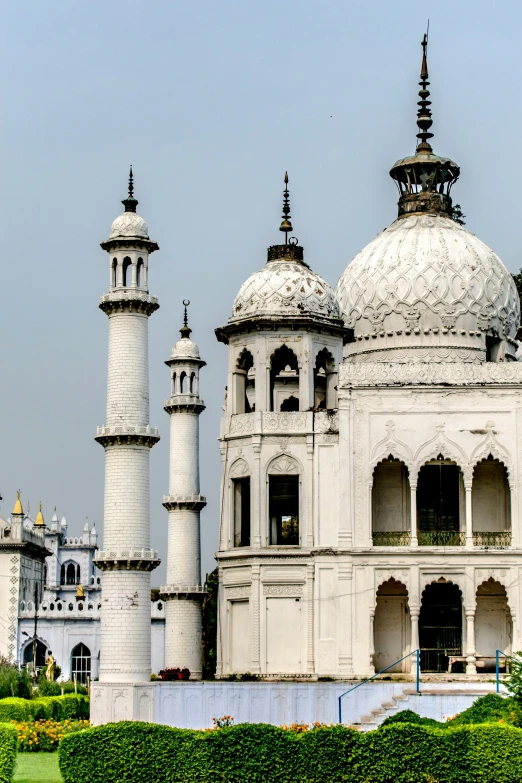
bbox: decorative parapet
[224,410,339,438]
[162,494,207,511]
[94,548,160,572]
[473,531,512,548]
[340,362,522,388]
[95,425,160,448]
[20,598,166,619]
[160,584,206,601]
[99,290,159,316]
[164,396,205,414]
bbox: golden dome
[34,502,45,527]
[12,490,23,516]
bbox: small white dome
[170,337,200,359]
[231,259,340,322]
[337,214,520,363]
[109,211,149,240]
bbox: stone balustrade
[224,410,339,438]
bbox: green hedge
[59,720,522,783]
[381,694,522,729]
[0,695,88,723]
[0,722,18,783]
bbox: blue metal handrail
[496,649,515,693]
[338,649,420,724]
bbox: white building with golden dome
[214,38,522,681]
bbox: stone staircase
[354,688,493,731]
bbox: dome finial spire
[122,165,138,213]
[279,172,293,244]
[180,299,192,339]
[416,23,434,152]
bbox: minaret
[161,302,206,679]
[94,169,160,684]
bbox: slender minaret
[162,302,206,679]
[94,169,160,684]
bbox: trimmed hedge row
[59,720,522,783]
[0,694,89,723]
[0,722,18,783]
[381,694,522,729]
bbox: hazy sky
[1,0,521,581]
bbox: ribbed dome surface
[231,260,340,322]
[109,211,149,239]
[337,214,520,363]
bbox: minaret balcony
[223,410,338,438]
[95,424,160,448]
[99,289,159,315]
[94,548,160,571]
[164,396,205,414]
[160,584,206,601]
[162,494,207,511]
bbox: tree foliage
[202,567,218,679]
[449,202,466,225]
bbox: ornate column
[410,606,420,673]
[251,564,261,673]
[410,481,418,547]
[251,439,262,548]
[306,564,315,673]
[369,608,376,675]
[465,610,477,673]
[465,481,473,547]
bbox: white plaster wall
[169,412,200,494]
[106,312,149,426]
[164,601,202,676]
[472,461,510,532]
[166,509,201,585]
[99,571,151,683]
[103,445,150,550]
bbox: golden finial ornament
[12,490,23,516]
[34,502,45,527]
[279,172,293,244]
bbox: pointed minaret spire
[279,172,293,244]
[180,299,192,339]
[416,28,434,152]
[122,165,138,213]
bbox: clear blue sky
[1,0,521,581]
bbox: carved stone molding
[94,549,160,572]
[99,290,159,316]
[164,397,205,414]
[229,458,250,478]
[267,454,300,474]
[314,412,339,433]
[225,585,251,600]
[95,425,160,449]
[263,412,308,432]
[228,415,255,435]
[263,584,303,597]
[162,494,207,511]
[340,362,522,388]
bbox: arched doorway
[23,639,47,671]
[419,581,462,672]
[372,459,411,545]
[417,459,463,545]
[475,579,512,663]
[374,578,410,672]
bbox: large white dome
[337,214,520,363]
[231,258,340,323]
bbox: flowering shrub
[159,667,190,681]
[15,719,89,752]
[212,715,234,728]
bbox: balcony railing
[372,531,411,546]
[473,531,512,548]
[417,531,466,546]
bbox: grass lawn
[13,753,62,783]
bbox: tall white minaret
[162,302,206,679]
[95,169,160,684]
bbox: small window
[71,643,91,684]
[122,257,132,287]
[269,475,299,545]
[112,258,118,288]
[233,477,251,547]
[180,371,187,393]
[136,258,144,288]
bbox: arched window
[190,372,196,394]
[314,348,337,409]
[62,561,81,586]
[270,345,299,412]
[111,258,118,288]
[268,456,300,545]
[417,459,463,546]
[122,257,132,287]
[372,458,411,545]
[472,456,511,542]
[180,371,187,393]
[280,395,299,411]
[234,349,254,414]
[171,372,177,396]
[43,564,48,585]
[136,258,144,288]
[71,643,91,684]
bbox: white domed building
[214,38,522,689]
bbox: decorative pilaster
[306,564,315,673]
[465,610,477,674]
[410,483,418,547]
[251,564,261,673]
[410,606,420,673]
[465,483,473,547]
